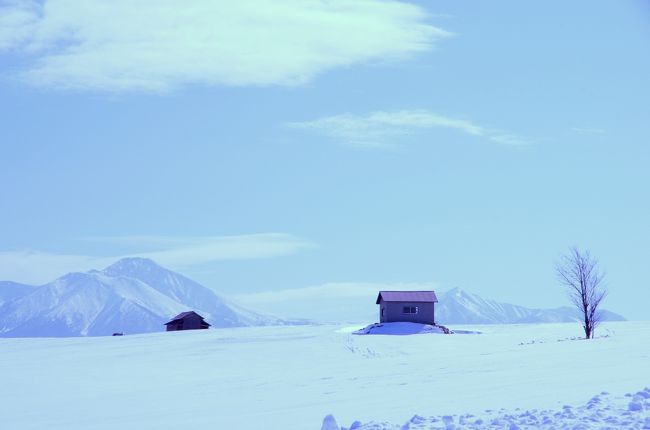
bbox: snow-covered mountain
[0,258,292,337]
[436,287,625,324]
[0,281,35,307]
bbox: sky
[1,0,649,319]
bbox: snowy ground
[0,321,649,430]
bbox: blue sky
[1,0,649,319]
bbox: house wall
[181,314,205,330]
[379,300,435,325]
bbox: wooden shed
[376,291,438,325]
[165,311,211,331]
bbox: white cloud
[0,1,39,50]
[287,110,531,148]
[0,233,312,284]
[0,0,450,92]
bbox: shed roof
[376,291,438,304]
[164,311,210,325]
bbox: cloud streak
[0,0,450,92]
[0,233,312,284]
[287,110,531,148]
[570,127,606,135]
[236,281,437,304]
[234,281,439,321]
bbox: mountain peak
[56,271,98,283]
[103,257,162,275]
[444,287,471,298]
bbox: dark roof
[172,311,199,320]
[376,291,438,304]
[164,311,210,325]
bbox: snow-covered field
[1,321,648,429]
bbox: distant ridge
[0,258,304,338]
[0,281,36,307]
[436,287,625,325]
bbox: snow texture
[328,388,650,429]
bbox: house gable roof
[164,311,211,326]
[376,291,438,304]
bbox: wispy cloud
[0,1,37,50]
[234,281,438,321]
[77,233,313,262]
[100,233,313,265]
[287,110,531,148]
[0,0,450,93]
[0,233,313,284]
[0,250,107,286]
[236,281,437,304]
[570,127,606,135]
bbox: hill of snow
[0,321,647,430]
[0,258,292,337]
[436,287,625,324]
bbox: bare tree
[556,247,607,339]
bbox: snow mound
[353,322,449,336]
[331,388,650,429]
[321,414,340,430]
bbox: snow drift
[325,388,650,429]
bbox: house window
[402,306,418,314]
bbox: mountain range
[435,288,625,324]
[0,258,294,337]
